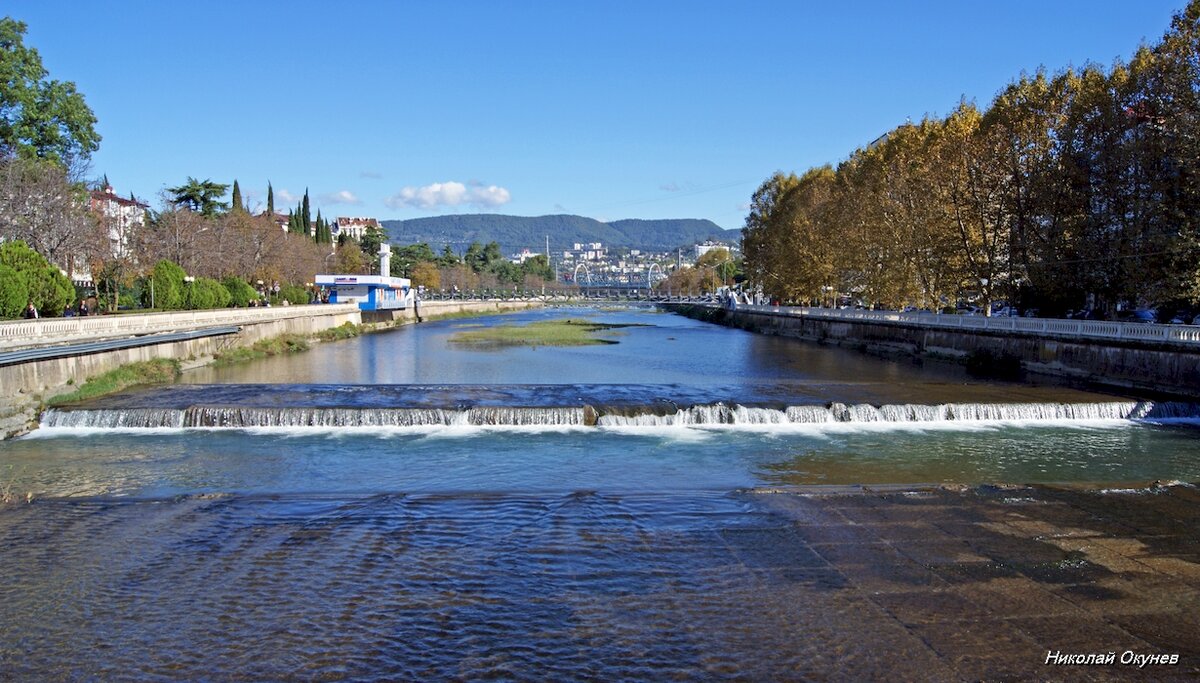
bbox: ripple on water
[0,491,949,680]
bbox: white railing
[729,304,1200,345]
[0,304,361,350]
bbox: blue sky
[7,0,1187,232]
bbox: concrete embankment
[0,299,543,438]
[669,304,1200,400]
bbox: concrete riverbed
[1,482,1196,679]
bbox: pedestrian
[22,301,38,319]
[78,299,89,316]
[63,303,75,317]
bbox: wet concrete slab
[752,483,1200,680]
[3,484,1198,680]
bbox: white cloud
[276,189,300,204]
[738,202,752,211]
[385,180,512,210]
[318,190,361,205]
[660,182,682,192]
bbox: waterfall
[40,400,1200,430]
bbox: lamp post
[183,276,195,310]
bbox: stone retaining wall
[669,304,1200,399]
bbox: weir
[41,399,1200,430]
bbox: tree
[0,156,94,272]
[391,242,437,277]
[0,239,72,315]
[266,181,274,216]
[411,261,441,289]
[335,241,367,273]
[360,225,385,270]
[301,188,311,237]
[0,18,101,172]
[167,177,228,217]
[519,254,554,282]
[221,276,258,307]
[147,259,186,310]
[0,263,27,318]
[231,179,243,213]
[438,245,461,267]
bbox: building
[695,240,728,259]
[74,181,148,284]
[334,217,381,241]
[315,244,413,311]
[88,182,148,261]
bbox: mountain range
[380,214,740,255]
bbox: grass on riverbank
[448,319,643,347]
[46,359,181,407]
[212,334,311,367]
[315,322,362,341]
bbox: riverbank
[668,304,1200,400]
[1,300,546,438]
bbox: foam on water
[33,399,1200,439]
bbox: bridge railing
[0,303,361,351]
[721,304,1200,345]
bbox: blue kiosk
[314,244,414,311]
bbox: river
[1,305,1197,678]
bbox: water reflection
[183,307,975,386]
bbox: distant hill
[379,214,739,255]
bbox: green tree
[231,179,243,213]
[167,177,229,217]
[147,259,186,310]
[184,277,231,310]
[221,276,258,307]
[0,239,72,315]
[438,245,461,267]
[360,226,386,270]
[463,242,485,272]
[519,254,554,281]
[266,181,274,216]
[0,18,101,169]
[391,242,437,277]
[0,263,28,318]
[301,189,311,237]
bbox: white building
[695,241,728,259]
[89,182,148,261]
[334,216,381,241]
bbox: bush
[185,277,231,310]
[221,277,259,307]
[147,260,186,310]
[0,264,28,318]
[276,283,309,305]
[0,241,72,316]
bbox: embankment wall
[669,304,1200,399]
[1,300,544,437]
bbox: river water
[2,306,1198,678]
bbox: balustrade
[727,304,1200,345]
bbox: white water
[39,400,1200,431]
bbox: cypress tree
[314,210,323,243]
[302,189,312,237]
[231,179,243,213]
[267,182,275,216]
